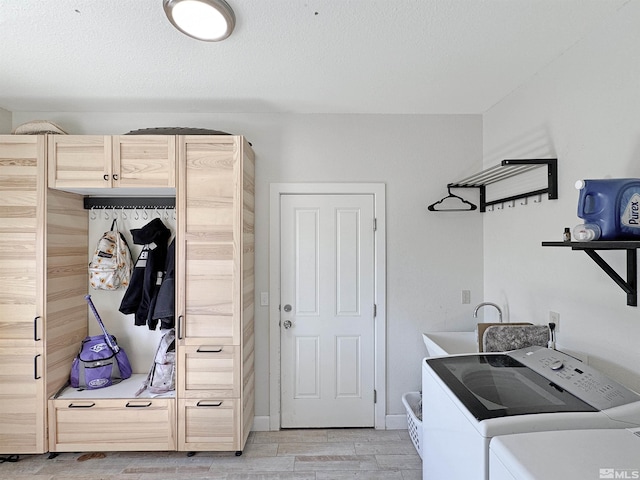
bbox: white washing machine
[422,346,640,480]
[489,428,640,480]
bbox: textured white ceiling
[0,0,629,114]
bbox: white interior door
[280,194,375,428]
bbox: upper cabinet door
[177,136,242,345]
[0,135,45,343]
[48,135,112,189]
[113,135,176,188]
[48,135,176,190]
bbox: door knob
[283,304,292,312]
[283,320,292,329]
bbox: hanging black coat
[119,218,171,330]
[152,237,175,330]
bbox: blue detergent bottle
[576,178,640,240]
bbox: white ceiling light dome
[163,0,236,42]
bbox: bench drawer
[48,398,176,452]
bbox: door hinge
[373,218,377,232]
[374,389,377,403]
[374,304,377,317]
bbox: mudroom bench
[48,375,176,452]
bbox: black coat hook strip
[84,197,175,209]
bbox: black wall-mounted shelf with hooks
[448,159,557,212]
[83,196,175,209]
[542,240,640,306]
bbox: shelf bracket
[582,248,637,307]
[541,241,639,307]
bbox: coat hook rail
[447,159,557,212]
[83,197,175,210]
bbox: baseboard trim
[251,416,271,431]
[385,414,408,430]
[251,414,408,431]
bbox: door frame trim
[269,183,386,430]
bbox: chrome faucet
[473,302,503,323]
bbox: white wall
[0,108,10,134]
[483,1,640,391]
[12,111,484,421]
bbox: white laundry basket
[402,391,423,458]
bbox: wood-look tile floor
[0,429,421,480]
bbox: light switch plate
[462,290,471,304]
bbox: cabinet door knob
[283,320,292,329]
[112,174,118,181]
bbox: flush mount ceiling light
[163,0,235,41]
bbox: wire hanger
[427,187,478,212]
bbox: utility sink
[422,331,477,356]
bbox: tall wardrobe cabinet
[0,135,87,454]
[177,136,255,452]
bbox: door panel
[113,135,176,188]
[48,135,111,189]
[178,137,240,345]
[280,194,375,428]
[0,136,45,454]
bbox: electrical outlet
[260,292,269,306]
[462,290,471,304]
[549,311,560,331]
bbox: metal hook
[121,207,127,220]
[142,209,149,220]
[134,208,139,220]
[154,207,160,218]
[173,208,177,221]
[164,207,169,220]
[104,208,110,220]
[90,207,97,220]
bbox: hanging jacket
[152,237,175,330]
[119,218,171,330]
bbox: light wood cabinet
[48,397,176,451]
[179,398,239,451]
[48,135,176,189]
[180,345,240,398]
[0,136,87,454]
[113,135,176,188]
[1,134,253,455]
[0,136,47,454]
[176,135,255,453]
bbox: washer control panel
[509,346,640,410]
